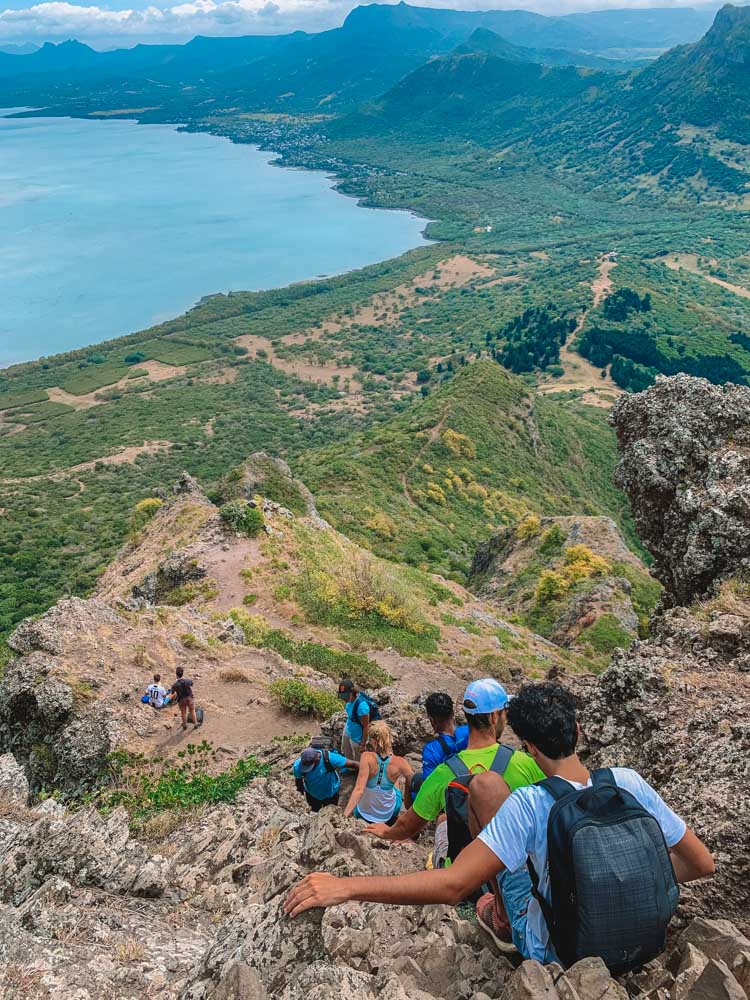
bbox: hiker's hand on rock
[285,873,348,917]
[363,822,390,839]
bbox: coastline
[0,111,433,370]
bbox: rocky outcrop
[233,452,329,529]
[0,599,120,797]
[610,375,750,605]
[469,515,655,650]
[583,375,750,931]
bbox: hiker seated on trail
[362,678,542,875]
[285,682,715,977]
[143,673,175,710]
[338,678,378,761]
[293,741,358,814]
[410,691,469,798]
[171,665,201,731]
[344,721,414,826]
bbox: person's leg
[320,792,340,810]
[468,771,513,943]
[497,868,534,957]
[305,791,323,813]
[179,700,188,730]
[186,696,197,726]
[341,732,353,759]
[349,739,362,762]
[433,814,449,868]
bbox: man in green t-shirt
[363,678,544,863]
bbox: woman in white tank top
[344,721,414,826]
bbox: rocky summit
[0,374,748,999]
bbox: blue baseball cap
[462,678,510,714]
[299,748,321,773]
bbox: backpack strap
[591,767,616,788]
[527,857,556,936]
[436,734,452,757]
[537,775,575,801]
[444,753,470,778]
[490,744,515,776]
[321,749,336,773]
[376,754,387,787]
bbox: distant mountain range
[1,2,748,201]
[0,2,725,111]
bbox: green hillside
[297,361,636,580]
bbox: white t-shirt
[478,767,687,963]
[146,683,167,708]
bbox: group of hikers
[288,676,715,974]
[142,666,203,730]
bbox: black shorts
[305,790,340,813]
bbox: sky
[0,0,724,51]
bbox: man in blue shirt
[411,691,469,797]
[293,746,358,813]
[338,679,371,761]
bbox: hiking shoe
[475,892,517,954]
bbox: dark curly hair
[507,682,578,760]
[425,692,454,723]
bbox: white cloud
[0,0,721,50]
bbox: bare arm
[670,828,715,883]
[285,837,504,917]
[363,806,427,842]
[344,754,372,818]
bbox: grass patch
[163,580,218,607]
[269,678,340,719]
[228,609,391,687]
[96,742,269,825]
[61,363,146,395]
[134,339,212,366]
[5,400,75,424]
[578,613,635,654]
[0,388,49,411]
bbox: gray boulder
[610,375,750,605]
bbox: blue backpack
[529,768,679,975]
[355,692,381,722]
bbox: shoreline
[0,111,435,372]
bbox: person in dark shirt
[410,691,469,797]
[170,665,198,730]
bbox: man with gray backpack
[285,682,715,976]
[293,737,358,813]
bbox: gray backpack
[529,768,679,974]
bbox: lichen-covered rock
[133,551,208,605]
[0,650,116,796]
[610,375,750,605]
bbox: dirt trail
[537,255,623,407]
[0,440,172,485]
[400,413,449,506]
[656,253,750,300]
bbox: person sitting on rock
[338,678,371,761]
[361,679,542,877]
[146,673,169,709]
[344,721,413,826]
[293,746,358,813]
[170,665,198,731]
[411,691,469,798]
[285,682,715,973]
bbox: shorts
[499,868,534,958]
[341,732,362,761]
[305,790,340,813]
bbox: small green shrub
[242,593,259,606]
[220,500,265,537]
[180,632,203,649]
[578,614,634,654]
[130,497,164,535]
[269,679,340,719]
[473,652,512,682]
[97,742,269,824]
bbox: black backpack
[444,744,515,863]
[355,692,381,722]
[529,768,680,975]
